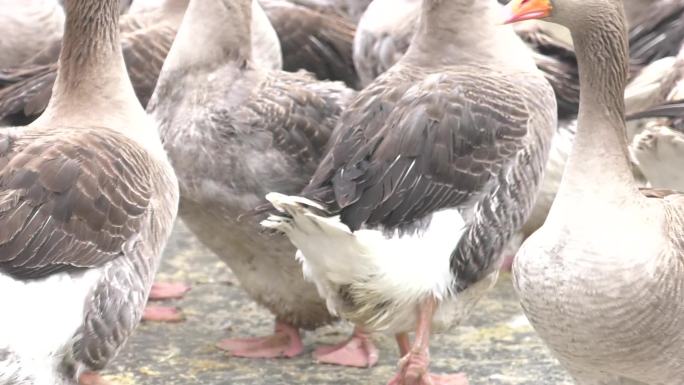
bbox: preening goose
[262,0,556,383]
[0,0,282,127]
[0,0,178,383]
[504,0,684,384]
[149,0,380,368]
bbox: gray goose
[504,0,684,384]
[0,0,282,127]
[262,0,556,383]
[353,0,579,117]
[0,0,178,383]
[260,0,360,89]
[149,0,380,368]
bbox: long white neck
[548,3,639,217]
[402,0,535,70]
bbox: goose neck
[552,5,640,213]
[42,0,142,123]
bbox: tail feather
[262,192,371,280]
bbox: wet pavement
[103,220,573,385]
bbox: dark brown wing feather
[629,0,684,75]
[0,65,56,126]
[0,127,154,279]
[263,1,360,89]
[305,66,548,231]
[238,70,354,168]
[627,100,684,132]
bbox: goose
[0,0,178,383]
[261,0,556,383]
[260,0,359,89]
[0,0,281,127]
[503,0,684,384]
[148,0,382,368]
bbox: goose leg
[313,326,379,368]
[79,371,111,385]
[387,297,468,385]
[141,282,190,323]
[216,319,304,358]
[148,281,191,300]
[142,305,185,323]
[396,332,411,356]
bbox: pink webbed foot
[79,372,112,385]
[148,281,191,301]
[142,305,185,323]
[313,327,379,368]
[216,320,304,358]
[387,351,468,385]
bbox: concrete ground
[103,221,573,385]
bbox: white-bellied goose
[0,0,179,383]
[354,0,576,273]
[260,0,359,89]
[504,0,684,383]
[149,0,381,368]
[0,0,282,127]
[262,0,556,383]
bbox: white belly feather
[0,268,103,385]
[263,193,475,333]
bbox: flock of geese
[0,0,683,384]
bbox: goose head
[502,0,624,29]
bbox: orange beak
[501,0,553,24]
